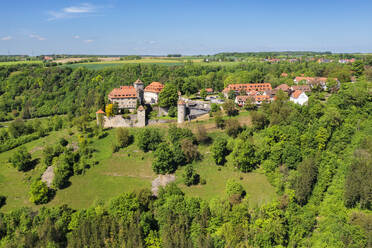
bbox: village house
[108,79,144,111]
[275,84,291,94]
[144,81,164,104]
[291,84,311,92]
[294,76,338,91]
[235,94,270,106]
[290,90,308,105]
[223,83,272,97]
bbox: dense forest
[0,60,371,247]
[1,59,370,121]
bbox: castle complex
[108,79,164,112]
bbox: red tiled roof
[144,82,164,93]
[275,84,290,91]
[281,73,288,77]
[206,88,213,92]
[108,86,137,99]
[96,109,105,114]
[295,77,328,83]
[291,90,304,99]
[223,83,272,92]
[255,95,270,102]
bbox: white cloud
[29,34,46,41]
[47,3,99,21]
[84,39,94,43]
[1,36,12,41]
[64,3,95,13]
[73,35,80,39]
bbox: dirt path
[41,166,54,187]
[151,174,175,196]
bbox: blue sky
[1,0,372,55]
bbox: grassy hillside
[0,118,276,211]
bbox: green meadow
[0,118,276,211]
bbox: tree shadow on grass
[24,158,40,172]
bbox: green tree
[293,157,318,205]
[10,146,32,171]
[137,128,163,152]
[116,128,132,148]
[152,142,177,174]
[183,164,200,186]
[200,89,207,99]
[225,119,241,138]
[159,84,178,108]
[223,100,238,116]
[231,139,258,172]
[212,137,229,165]
[29,180,50,204]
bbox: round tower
[134,79,144,105]
[177,100,186,124]
[137,105,146,127]
[95,109,105,126]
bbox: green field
[0,61,43,66]
[0,119,276,211]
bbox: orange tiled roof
[275,84,290,91]
[144,82,164,93]
[108,86,137,99]
[255,95,270,101]
[96,109,105,114]
[223,83,272,92]
[295,76,329,83]
[206,88,213,92]
[291,90,304,99]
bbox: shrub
[59,138,68,146]
[225,119,242,138]
[117,128,133,148]
[29,180,50,204]
[215,112,225,129]
[223,100,239,117]
[211,103,219,112]
[168,106,177,117]
[168,125,195,144]
[0,195,6,208]
[181,138,200,163]
[9,146,32,171]
[194,125,210,144]
[183,165,200,186]
[212,137,229,165]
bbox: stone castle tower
[134,79,144,105]
[137,105,146,127]
[177,100,186,124]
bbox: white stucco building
[290,90,308,105]
[144,82,164,104]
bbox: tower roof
[137,105,145,111]
[96,109,105,114]
[134,78,144,85]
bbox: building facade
[144,82,164,104]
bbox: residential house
[290,90,308,105]
[275,84,291,94]
[144,82,164,104]
[108,79,144,111]
[223,83,272,97]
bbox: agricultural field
[0,60,43,66]
[63,57,203,69]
